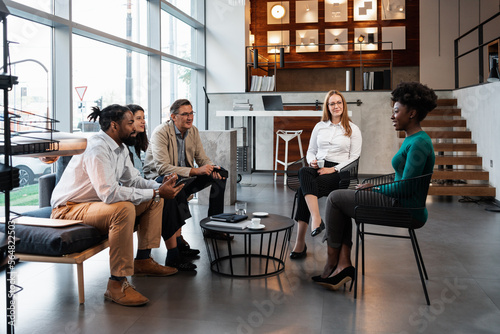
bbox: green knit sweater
[378,131,435,222]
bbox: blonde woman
[290,90,362,259]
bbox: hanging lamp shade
[279,47,285,68]
[253,49,259,69]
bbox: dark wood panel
[250,0,420,70]
[273,114,321,172]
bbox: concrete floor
[2,173,500,333]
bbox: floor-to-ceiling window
[1,0,205,208]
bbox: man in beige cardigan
[144,99,227,271]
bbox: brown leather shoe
[104,278,149,306]
[134,257,178,276]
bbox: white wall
[454,82,500,201]
[420,0,500,89]
[205,1,247,93]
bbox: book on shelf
[250,75,275,92]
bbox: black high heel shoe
[315,266,355,291]
[290,244,307,259]
[311,265,337,282]
[311,220,325,237]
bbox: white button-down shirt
[51,130,159,207]
[306,120,362,171]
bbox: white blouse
[306,120,362,171]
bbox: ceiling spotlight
[271,4,286,19]
[358,34,365,43]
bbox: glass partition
[73,0,148,45]
[72,35,148,131]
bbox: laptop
[262,95,284,111]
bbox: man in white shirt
[51,104,183,307]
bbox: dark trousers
[158,172,227,240]
[294,161,340,223]
[324,189,396,249]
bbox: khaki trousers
[51,199,163,277]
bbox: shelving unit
[0,6,58,334]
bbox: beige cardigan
[143,120,212,180]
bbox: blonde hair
[321,90,352,137]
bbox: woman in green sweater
[314,82,437,290]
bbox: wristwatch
[153,189,160,203]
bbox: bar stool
[274,130,304,185]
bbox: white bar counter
[216,110,323,117]
[216,110,325,173]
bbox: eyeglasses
[177,111,195,117]
[328,101,343,107]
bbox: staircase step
[429,184,495,196]
[429,108,461,116]
[432,169,489,180]
[421,119,467,127]
[399,131,471,139]
[435,156,482,165]
[433,143,477,152]
[436,99,457,106]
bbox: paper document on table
[205,220,252,230]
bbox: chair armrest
[285,158,306,192]
[362,173,396,185]
[38,173,56,208]
[339,158,359,189]
[355,173,433,207]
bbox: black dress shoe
[290,244,307,259]
[180,248,200,258]
[177,240,200,258]
[311,221,325,237]
[165,257,197,271]
[315,266,355,291]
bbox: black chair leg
[410,229,431,305]
[290,192,298,219]
[410,229,428,280]
[353,223,361,297]
[361,222,365,275]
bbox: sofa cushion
[2,218,104,256]
[22,206,53,218]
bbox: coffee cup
[317,159,325,168]
[251,218,261,228]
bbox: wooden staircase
[400,99,495,197]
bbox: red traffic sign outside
[75,86,87,101]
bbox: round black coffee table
[200,213,294,278]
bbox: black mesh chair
[286,158,306,218]
[338,158,360,190]
[353,173,433,305]
[286,157,360,219]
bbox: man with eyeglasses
[144,99,228,271]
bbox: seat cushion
[1,223,104,256]
[1,208,105,256]
[22,206,53,218]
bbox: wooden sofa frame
[17,239,109,304]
